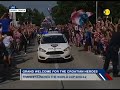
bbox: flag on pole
[77,9,84,14]
[47,8,52,14]
[71,11,77,18]
[71,9,93,27]
[86,12,93,17]
[79,13,88,27]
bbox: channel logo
[9,9,26,12]
[9,5,26,12]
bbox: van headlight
[39,48,46,52]
[64,47,70,51]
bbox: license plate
[50,55,61,58]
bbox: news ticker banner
[20,69,113,81]
[9,5,26,12]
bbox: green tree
[16,8,34,24]
[0,4,45,26]
[51,1,120,24]
[32,8,45,26]
[98,1,120,23]
[51,1,96,25]
[16,8,45,26]
[0,4,8,17]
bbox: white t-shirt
[0,27,2,33]
[3,36,13,47]
[74,25,79,31]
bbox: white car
[37,32,71,62]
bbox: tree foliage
[51,1,96,25]
[0,4,8,17]
[98,1,120,23]
[0,4,45,26]
[16,8,45,26]
[51,1,120,24]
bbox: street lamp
[96,1,98,22]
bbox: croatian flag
[71,10,80,24]
[86,12,93,17]
[71,9,93,27]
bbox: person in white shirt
[0,23,2,34]
[74,25,79,31]
[3,33,13,66]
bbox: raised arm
[0,13,7,19]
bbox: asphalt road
[0,38,120,89]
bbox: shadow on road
[0,66,20,83]
[27,47,34,49]
[13,52,32,65]
[78,49,86,52]
[27,50,37,54]
[0,39,36,84]
[0,52,27,83]
[0,45,34,84]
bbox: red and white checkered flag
[86,12,93,17]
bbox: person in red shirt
[93,30,100,54]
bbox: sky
[0,1,57,16]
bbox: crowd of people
[0,13,38,68]
[56,18,119,56]
[0,12,120,77]
[55,17,120,77]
